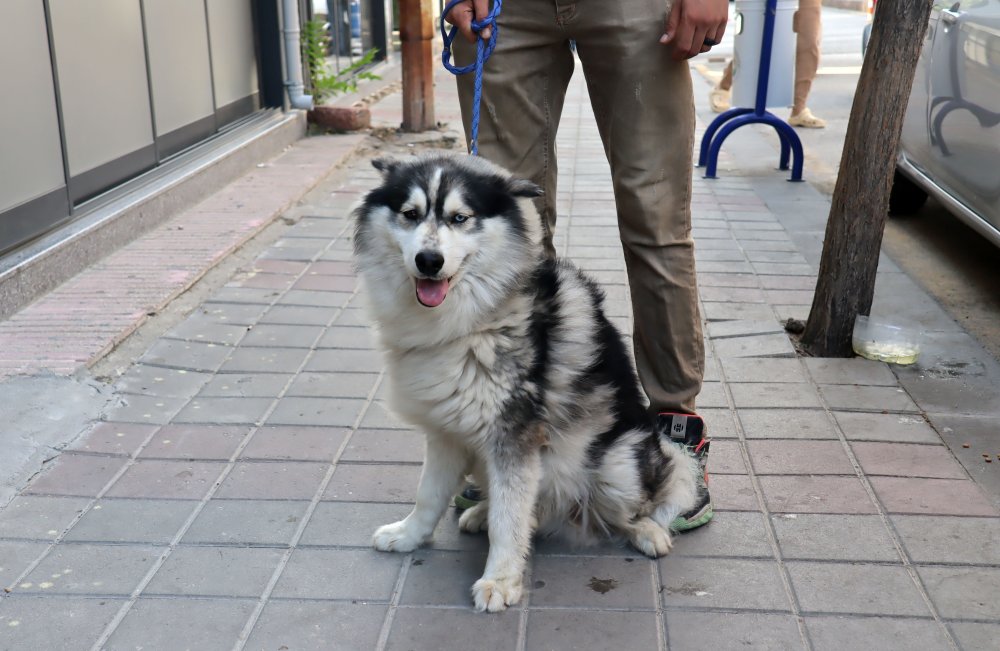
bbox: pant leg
[453,2,574,257]
[572,0,704,414]
[793,0,822,114]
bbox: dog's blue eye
[402,209,420,221]
[452,214,469,224]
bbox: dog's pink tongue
[415,278,449,307]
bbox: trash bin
[731,0,796,109]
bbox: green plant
[301,18,381,101]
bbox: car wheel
[889,169,928,215]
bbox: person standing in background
[709,0,826,128]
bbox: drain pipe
[282,0,314,110]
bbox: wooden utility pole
[799,0,933,356]
[399,0,435,131]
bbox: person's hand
[444,0,493,43]
[661,0,729,60]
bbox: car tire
[889,169,929,215]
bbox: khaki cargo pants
[453,0,704,414]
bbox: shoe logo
[671,415,688,440]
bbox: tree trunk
[399,0,435,131]
[799,0,933,356]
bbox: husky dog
[352,153,699,613]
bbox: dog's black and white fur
[352,153,698,612]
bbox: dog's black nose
[415,250,444,275]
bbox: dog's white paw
[472,574,523,612]
[629,519,673,558]
[458,501,489,533]
[372,520,424,552]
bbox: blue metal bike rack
[697,0,804,181]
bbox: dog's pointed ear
[371,157,399,175]
[509,178,544,198]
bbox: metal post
[399,0,435,131]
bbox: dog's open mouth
[415,277,450,308]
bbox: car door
[923,0,1000,230]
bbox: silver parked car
[890,0,1000,248]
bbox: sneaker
[788,107,827,128]
[655,412,714,532]
[454,485,483,511]
[709,86,732,113]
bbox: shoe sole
[670,501,714,532]
[454,494,481,511]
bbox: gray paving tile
[697,260,756,274]
[218,347,310,374]
[106,460,223,499]
[172,397,273,425]
[139,339,233,372]
[359,401,408,430]
[266,397,367,427]
[322,463,421,503]
[870,477,998,516]
[918,566,1000,620]
[139,424,250,460]
[277,290,352,308]
[758,274,817,290]
[788,562,930,616]
[200,302,269,326]
[385,607,519,651]
[303,348,384,372]
[711,473,761,510]
[272,548,402,600]
[730,383,822,409]
[747,440,854,475]
[852,442,966,479]
[818,384,920,413]
[752,262,815,276]
[700,408,739,439]
[760,476,878,514]
[215,461,327,500]
[114,365,211,399]
[720,357,807,383]
[64,499,195,544]
[240,426,348,461]
[806,616,950,651]
[531,555,654,608]
[19,543,159,595]
[300,501,411,547]
[0,597,123,650]
[316,325,377,349]
[400,550,488,606]
[240,323,324,347]
[892,515,1000,565]
[772,514,900,561]
[106,598,254,650]
[25,455,127,497]
[165,314,251,344]
[671,511,773,558]
[696,381,728,408]
[260,304,340,325]
[0,496,89,540]
[285,371,378,398]
[701,286,767,304]
[658,557,791,611]
[699,273,761,288]
[332,308,371,327]
[103,395,188,425]
[804,357,898,386]
[528,610,660,650]
[246,601,387,651]
[340,429,424,463]
[834,412,943,443]
[709,439,748,474]
[198,372,291,398]
[67,422,158,456]
[949,622,1000,651]
[737,408,836,441]
[0,541,48,586]
[210,286,282,304]
[666,612,804,651]
[700,302,778,324]
[182,499,308,545]
[144,547,283,597]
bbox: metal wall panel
[207,0,261,119]
[143,0,216,140]
[49,0,155,179]
[0,1,65,213]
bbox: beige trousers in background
[453,0,705,414]
[719,0,822,113]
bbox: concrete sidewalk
[1,60,999,650]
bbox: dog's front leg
[472,448,541,613]
[372,434,468,552]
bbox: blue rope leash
[440,0,502,156]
